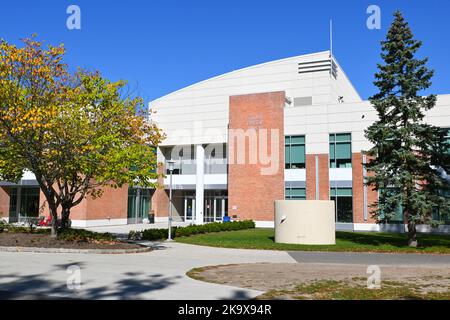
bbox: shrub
[58,228,116,243]
[4,225,50,234]
[0,219,7,233]
[128,220,256,241]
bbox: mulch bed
[0,232,142,250]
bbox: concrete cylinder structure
[275,200,336,245]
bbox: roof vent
[298,59,338,79]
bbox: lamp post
[167,160,174,241]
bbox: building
[1,51,449,232]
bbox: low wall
[275,200,336,245]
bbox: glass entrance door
[127,188,152,224]
[214,197,227,222]
[204,198,214,223]
[184,197,195,222]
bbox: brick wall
[228,91,285,221]
[306,154,330,200]
[152,162,169,218]
[352,153,377,224]
[40,186,128,221]
[0,187,10,219]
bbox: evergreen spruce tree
[365,11,450,247]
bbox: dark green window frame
[285,136,306,169]
[8,187,40,222]
[330,187,353,223]
[285,187,306,200]
[329,133,352,168]
[127,188,153,223]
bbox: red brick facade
[306,154,330,200]
[0,187,10,219]
[228,91,285,222]
[39,187,128,222]
[152,163,169,218]
[351,153,378,224]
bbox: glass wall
[204,190,228,223]
[285,187,306,200]
[127,188,152,224]
[285,136,306,169]
[205,143,227,174]
[330,187,353,223]
[8,187,40,222]
[163,145,196,175]
[330,133,352,168]
[432,189,450,224]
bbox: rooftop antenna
[330,19,334,57]
[329,19,333,78]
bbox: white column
[195,144,205,225]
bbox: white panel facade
[151,51,362,147]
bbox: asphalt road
[288,251,450,265]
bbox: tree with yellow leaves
[0,36,164,237]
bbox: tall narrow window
[285,187,306,200]
[330,133,352,168]
[285,136,306,169]
[330,187,353,223]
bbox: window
[165,145,196,175]
[432,188,450,225]
[330,133,352,168]
[127,188,152,223]
[285,187,306,200]
[8,187,40,222]
[330,187,353,223]
[285,136,306,169]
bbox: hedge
[58,228,116,243]
[128,220,256,241]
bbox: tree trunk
[407,221,418,247]
[49,206,59,238]
[60,206,71,231]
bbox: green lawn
[176,228,450,254]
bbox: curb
[0,246,152,255]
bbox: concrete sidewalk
[79,222,190,235]
[1,241,448,300]
[0,242,295,300]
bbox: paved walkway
[1,242,448,300]
[79,222,190,235]
[288,251,450,266]
[0,242,294,300]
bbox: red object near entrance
[38,215,52,227]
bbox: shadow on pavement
[0,270,181,300]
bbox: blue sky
[1,0,449,104]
